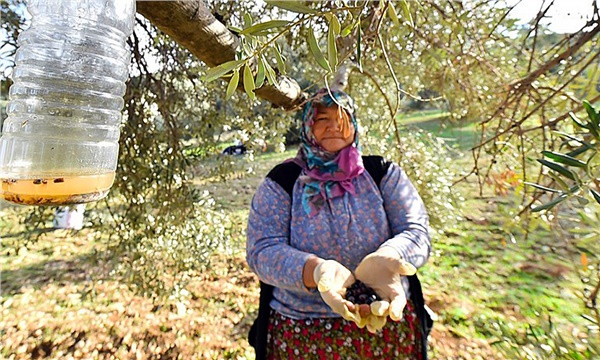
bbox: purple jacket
[246,163,430,319]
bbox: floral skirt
[266,300,422,359]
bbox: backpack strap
[249,156,432,360]
[362,155,391,186]
[266,161,303,196]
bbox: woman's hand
[313,259,364,324]
[355,247,417,321]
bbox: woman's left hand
[313,260,364,324]
[354,247,417,321]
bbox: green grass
[397,109,450,124]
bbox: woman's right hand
[312,259,364,324]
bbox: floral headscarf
[294,88,365,217]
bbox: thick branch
[136,1,304,109]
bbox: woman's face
[311,104,355,152]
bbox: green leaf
[537,159,576,180]
[524,182,562,193]
[583,100,599,127]
[569,111,588,129]
[226,69,239,99]
[205,60,244,82]
[243,63,256,100]
[265,1,316,14]
[531,194,568,212]
[591,188,600,205]
[243,13,252,28]
[327,21,338,69]
[229,26,243,34]
[387,2,401,26]
[566,145,595,158]
[273,46,286,74]
[340,22,355,37]
[263,60,277,86]
[541,150,587,168]
[326,14,341,35]
[255,57,265,88]
[240,20,290,35]
[576,195,590,206]
[553,130,595,149]
[308,26,331,72]
[399,0,414,27]
[548,172,570,191]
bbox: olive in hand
[345,280,381,305]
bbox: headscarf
[294,88,365,217]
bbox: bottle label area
[1,172,115,205]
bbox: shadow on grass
[1,241,110,297]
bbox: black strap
[362,155,391,186]
[247,281,273,359]
[249,155,432,359]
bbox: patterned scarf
[293,88,364,217]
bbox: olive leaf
[399,0,414,27]
[387,2,400,26]
[226,69,239,99]
[541,150,587,168]
[340,22,356,37]
[308,26,331,72]
[524,182,562,193]
[537,159,577,180]
[240,20,290,35]
[583,100,599,126]
[265,0,316,14]
[263,58,278,86]
[205,60,244,82]
[255,57,266,88]
[327,18,338,69]
[591,188,600,205]
[273,45,286,73]
[243,63,256,100]
[531,194,568,212]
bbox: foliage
[492,316,600,360]
[511,100,600,356]
[529,101,600,213]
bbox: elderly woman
[246,88,431,359]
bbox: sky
[506,0,597,33]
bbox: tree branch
[136,1,304,109]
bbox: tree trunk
[136,1,305,109]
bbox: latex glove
[355,247,417,321]
[365,301,390,333]
[313,260,362,324]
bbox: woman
[246,88,431,359]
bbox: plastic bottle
[0,0,135,205]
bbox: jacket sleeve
[246,177,314,292]
[378,163,431,269]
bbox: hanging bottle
[0,0,135,205]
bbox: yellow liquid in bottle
[1,172,115,205]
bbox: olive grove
[2,0,600,357]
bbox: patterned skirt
[266,300,422,359]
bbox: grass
[397,109,451,125]
[1,125,597,359]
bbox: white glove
[355,247,417,321]
[313,260,362,324]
